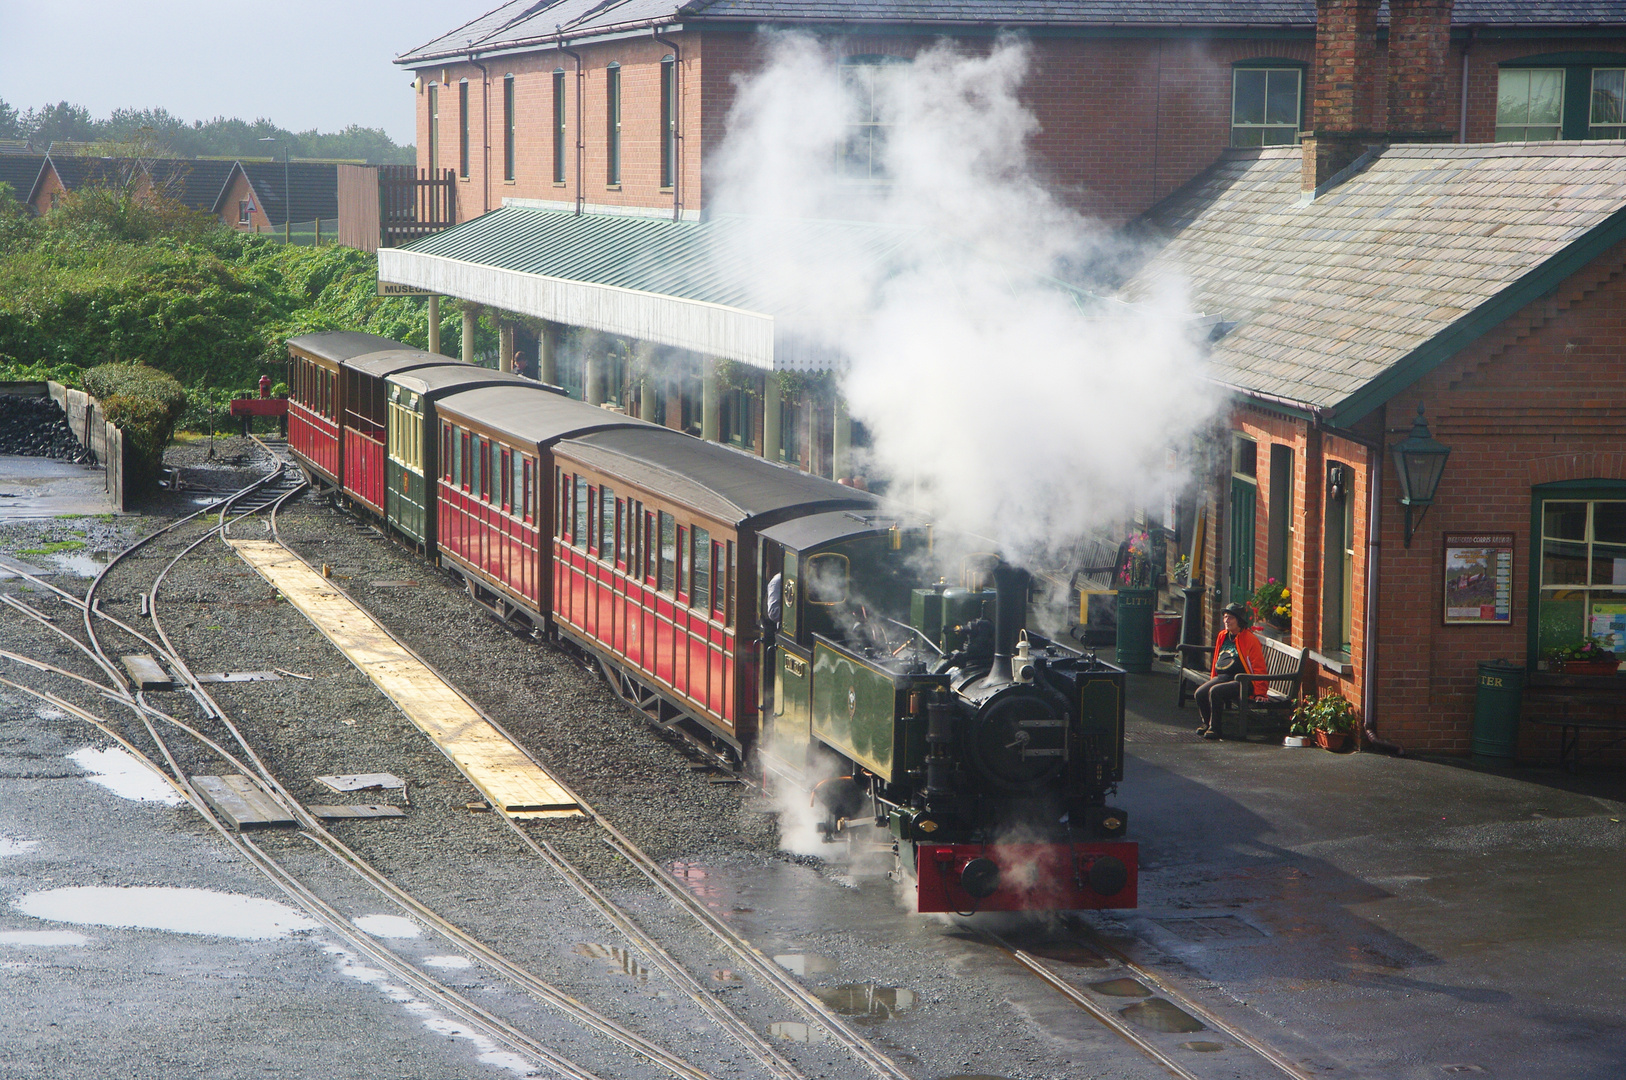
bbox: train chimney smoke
[984,563,1031,687]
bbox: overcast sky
[0,0,473,144]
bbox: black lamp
[1392,403,1451,548]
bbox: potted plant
[1546,636,1621,676]
[1292,691,1360,751]
[1283,714,1312,748]
[1250,578,1292,632]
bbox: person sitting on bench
[1196,602,1267,740]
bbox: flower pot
[1314,730,1349,751]
[1556,660,1620,677]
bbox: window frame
[1496,55,1626,141]
[1529,482,1626,664]
[427,82,440,174]
[459,78,470,179]
[838,55,907,182]
[552,69,567,184]
[1230,61,1305,148]
[605,62,622,186]
[660,55,677,190]
[503,73,516,182]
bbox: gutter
[559,34,586,216]
[470,52,491,216]
[653,26,683,222]
[1458,27,1478,143]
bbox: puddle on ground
[669,861,733,911]
[0,930,88,947]
[46,550,109,578]
[1154,916,1264,942]
[325,943,533,1077]
[1089,977,1152,998]
[574,942,650,982]
[354,915,420,939]
[773,953,836,976]
[814,983,917,1020]
[15,886,318,940]
[1120,998,1206,1033]
[0,838,39,857]
[1180,1041,1227,1052]
[1024,942,1109,967]
[424,955,473,970]
[769,1021,830,1043]
[70,747,184,806]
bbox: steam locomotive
[285,330,1136,914]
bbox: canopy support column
[762,371,781,462]
[702,358,719,442]
[427,295,441,356]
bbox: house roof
[145,158,238,212]
[396,0,1626,61]
[215,160,339,225]
[0,154,43,203]
[1123,142,1626,424]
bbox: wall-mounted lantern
[1392,403,1451,548]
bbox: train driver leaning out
[1194,602,1267,741]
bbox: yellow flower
[1281,588,1290,599]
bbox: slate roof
[1122,142,1626,423]
[397,0,1626,60]
[216,160,339,225]
[0,154,43,203]
[145,158,238,212]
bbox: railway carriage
[343,351,472,517]
[384,366,556,551]
[550,428,874,756]
[432,385,650,621]
[287,331,413,488]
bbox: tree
[0,98,23,139]
[27,101,96,146]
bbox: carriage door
[1228,435,1258,605]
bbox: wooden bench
[1176,636,1310,741]
[1521,676,1626,772]
[1523,716,1626,772]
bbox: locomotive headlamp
[958,857,1000,900]
[1391,403,1451,549]
[1013,630,1035,684]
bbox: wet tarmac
[0,455,112,519]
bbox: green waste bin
[1115,587,1155,674]
[1472,660,1525,764]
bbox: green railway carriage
[385,365,549,550]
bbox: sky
[0,0,476,144]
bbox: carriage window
[473,439,485,499]
[558,472,570,538]
[458,432,469,488]
[712,541,726,615]
[644,510,656,582]
[574,475,588,548]
[692,528,711,610]
[659,512,676,592]
[521,458,533,521]
[677,525,689,598]
[726,541,735,625]
[443,424,453,481]
[806,553,850,604]
[600,486,615,557]
[615,500,628,567]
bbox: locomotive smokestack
[984,563,1031,686]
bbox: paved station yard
[1113,669,1626,1080]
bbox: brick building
[214,160,340,234]
[1124,1,1626,755]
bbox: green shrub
[82,363,187,490]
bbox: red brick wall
[31,166,64,215]
[412,35,700,218]
[1371,238,1626,754]
[218,170,272,231]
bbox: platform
[227,539,581,819]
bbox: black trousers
[1194,677,1243,725]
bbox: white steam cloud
[712,35,1221,567]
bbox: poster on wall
[1588,602,1626,653]
[1443,533,1514,624]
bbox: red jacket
[1210,628,1269,698]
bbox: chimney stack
[1388,0,1456,140]
[1303,0,1456,193]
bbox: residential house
[214,159,340,233]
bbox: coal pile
[0,394,95,462]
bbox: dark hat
[1221,602,1250,625]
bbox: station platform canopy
[378,203,1100,374]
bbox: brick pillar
[1306,0,1382,192]
[1387,0,1455,141]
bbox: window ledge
[659,186,674,193]
[605,184,622,191]
[1309,649,1352,676]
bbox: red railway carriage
[286,332,407,488]
[432,385,650,621]
[340,351,471,515]
[551,428,874,755]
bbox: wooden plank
[228,540,582,820]
[194,671,282,683]
[191,775,296,830]
[307,804,406,819]
[121,654,174,691]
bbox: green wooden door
[1228,477,1256,605]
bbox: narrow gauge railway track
[0,451,911,1080]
